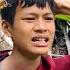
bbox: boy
[0,0,70,70]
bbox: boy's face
[5,3,55,56]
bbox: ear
[1,20,12,37]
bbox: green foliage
[55,14,70,22]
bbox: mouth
[32,37,48,42]
[32,36,49,47]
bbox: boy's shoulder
[53,55,70,64]
[43,55,70,70]
[53,55,70,70]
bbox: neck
[9,49,41,70]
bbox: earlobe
[1,20,12,37]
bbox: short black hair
[1,0,55,25]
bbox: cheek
[47,23,55,42]
[12,27,32,44]
[48,23,55,35]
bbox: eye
[44,17,54,23]
[21,17,36,23]
[21,17,35,20]
[22,18,35,20]
[44,17,54,21]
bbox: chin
[31,49,48,56]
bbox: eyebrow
[43,13,54,17]
[25,13,54,17]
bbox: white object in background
[3,35,13,47]
[1,31,13,48]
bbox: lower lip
[32,41,48,47]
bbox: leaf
[55,14,70,22]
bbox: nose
[33,20,47,33]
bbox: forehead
[16,3,53,16]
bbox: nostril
[44,30,47,32]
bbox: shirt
[0,50,70,70]
[53,55,70,70]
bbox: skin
[54,0,70,14]
[1,3,55,70]
[54,0,70,8]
